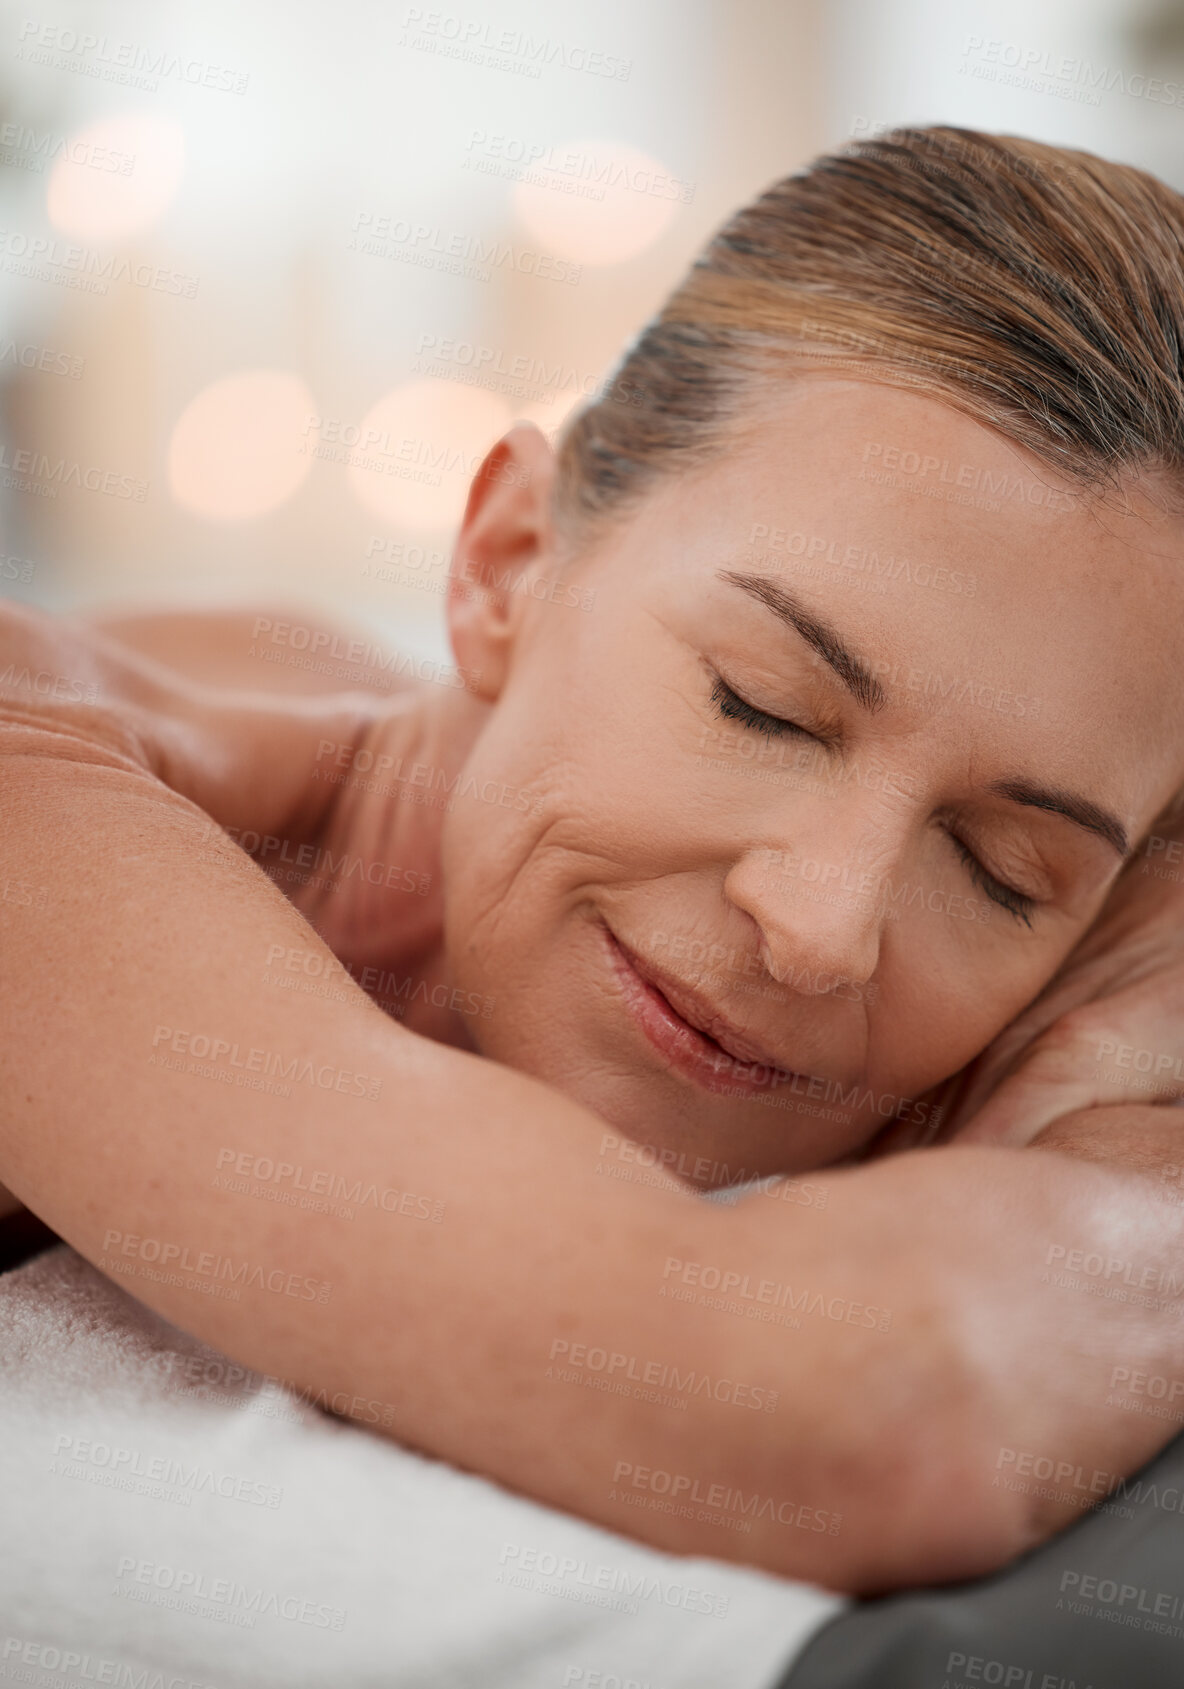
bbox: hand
[935,798,1184,1147]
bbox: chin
[446,900,889,1180]
[478,1017,878,1184]
[602,1103,879,1187]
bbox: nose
[723,826,895,996]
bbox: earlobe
[446,422,557,702]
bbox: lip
[602,924,809,1098]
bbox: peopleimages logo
[0,664,98,703]
[860,441,1077,512]
[0,336,84,377]
[1044,1242,1184,1300]
[150,1024,385,1100]
[996,1446,1184,1516]
[0,442,147,499]
[662,1256,892,1331]
[349,213,581,285]
[214,1145,447,1223]
[748,521,981,593]
[1059,1567,1184,1621]
[398,9,632,81]
[943,1652,1088,1688]
[546,1338,778,1411]
[611,1461,841,1535]
[100,1229,332,1305]
[113,1557,346,1630]
[496,1543,728,1615]
[0,227,198,295]
[51,1433,283,1508]
[206,820,432,899]
[1,1635,219,1685]
[958,36,1184,108]
[16,21,251,93]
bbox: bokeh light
[347,380,514,530]
[47,113,187,242]
[168,369,316,522]
[512,138,683,266]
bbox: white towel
[0,1246,845,1688]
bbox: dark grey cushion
[777,1433,1184,1689]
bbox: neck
[315,679,492,1048]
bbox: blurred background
[0,0,1180,664]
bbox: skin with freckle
[431,381,1184,1177]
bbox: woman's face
[439,378,1184,1180]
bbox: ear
[446,422,557,702]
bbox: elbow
[837,1418,1044,1597]
[777,1324,1048,1596]
[831,1360,1050,1597]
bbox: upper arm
[0,717,441,1348]
[0,726,638,1445]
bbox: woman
[2,124,1184,1596]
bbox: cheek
[437,714,589,1002]
[875,910,1068,1094]
[439,779,548,980]
[439,673,652,941]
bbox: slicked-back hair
[555,126,1184,536]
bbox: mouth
[602,924,809,1099]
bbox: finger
[959,1040,1182,1148]
[936,1000,1076,1137]
[954,1014,1122,1146]
[957,1017,1184,1147]
[955,1062,1112,1148]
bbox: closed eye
[710,675,815,741]
[948,834,1036,928]
[712,671,1040,927]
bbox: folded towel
[0,1246,845,1688]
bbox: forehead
[606,378,1184,819]
[727,375,1179,569]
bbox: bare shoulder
[79,600,420,697]
[0,598,154,773]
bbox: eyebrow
[986,778,1129,857]
[717,567,1130,857]
[718,569,887,712]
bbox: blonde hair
[556,125,1184,533]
